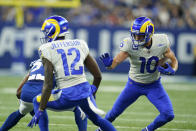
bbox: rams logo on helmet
[40,15,69,44]
[130,16,154,47]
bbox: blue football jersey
[21,59,56,102]
[28,59,44,81]
[21,59,44,102]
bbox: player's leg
[29,110,35,116]
[145,82,174,131]
[0,100,33,131]
[33,89,77,131]
[105,79,141,122]
[74,106,87,131]
[0,111,24,131]
[79,97,116,131]
[33,99,49,131]
[73,94,99,131]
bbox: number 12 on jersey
[57,48,83,76]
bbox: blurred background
[0,0,196,77]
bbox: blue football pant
[33,89,116,131]
[105,78,174,131]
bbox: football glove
[99,53,113,67]
[91,85,98,99]
[91,85,97,94]
[28,110,44,128]
[157,63,175,75]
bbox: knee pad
[165,113,174,122]
[161,112,174,122]
[19,100,34,115]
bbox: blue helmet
[130,16,154,47]
[40,15,69,43]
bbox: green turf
[0,76,196,131]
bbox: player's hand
[157,63,175,75]
[16,90,21,99]
[16,93,21,99]
[99,53,113,67]
[28,110,44,128]
[91,85,97,94]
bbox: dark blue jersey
[21,59,44,102]
[21,59,57,102]
[28,59,44,81]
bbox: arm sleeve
[38,45,52,62]
[80,40,89,59]
[164,34,171,53]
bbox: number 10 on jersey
[139,56,159,73]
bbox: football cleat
[141,127,149,131]
[95,127,103,131]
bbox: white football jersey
[39,39,89,89]
[120,34,170,83]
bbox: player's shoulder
[39,43,51,51]
[29,59,42,68]
[120,37,132,47]
[152,33,170,46]
[73,39,89,49]
[122,37,132,44]
[153,33,169,41]
[73,39,87,45]
[38,43,53,59]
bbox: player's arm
[109,51,129,69]
[84,54,102,95]
[163,47,178,72]
[100,51,129,69]
[39,57,54,111]
[16,73,30,99]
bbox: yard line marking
[1,84,196,95]
[1,88,16,94]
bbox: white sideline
[1,72,196,83]
[100,73,196,83]
[1,82,196,96]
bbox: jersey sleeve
[38,44,52,62]
[119,38,131,52]
[80,40,89,58]
[29,59,41,69]
[163,34,171,53]
[29,59,37,69]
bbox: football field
[0,76,196,131]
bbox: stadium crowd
[0,0,196,29]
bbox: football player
[27,16,116,131]
[0,59,88,131]
[99,16,178,131]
